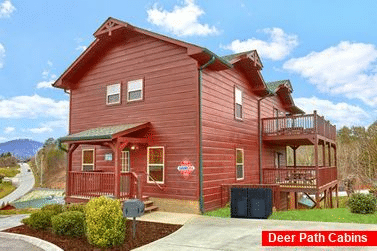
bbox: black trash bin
[231,187,273,219]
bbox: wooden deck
[263,166,337,191]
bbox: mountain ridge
[0,139,43,160]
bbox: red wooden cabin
[53,17,338,213]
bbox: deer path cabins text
[54,17,338,213]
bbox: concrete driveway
[134,215,377,251]
[0,163,35,206]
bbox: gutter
[198,56,216,214]
[258,92,275,184]
[57,139,68,153]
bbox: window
[106,83,121,105]
[236,148,244,180]
[147,146,164,183]
[127,79,143,102]
[235,87,242,119]
[82,149,95,171]
[121,151,130,172]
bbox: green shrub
[51,211,85,237]
[85,196,126,248]
[41,204,64,214]
[22,210,56,230]
[348,193,377,214]
[65,203,86,213]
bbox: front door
[120,150,130,196]
[121,150,130,172]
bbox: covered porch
[59,122,151,202]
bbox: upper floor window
[128,79,143,102]
[106,83,121,105]
[235,87,243,119]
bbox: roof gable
[53,17,232,89]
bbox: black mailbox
[123,199,145,218]
[231,187,273,219]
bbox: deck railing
[263,166,337,189]
[69,171,138,199]
[262,112,336,141]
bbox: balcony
[262,111,336,145]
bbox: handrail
[143,171,166,191]
[262,111,336,141]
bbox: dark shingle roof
[266,80,293,93]
[221,50,257,63]
[59,123,148,142]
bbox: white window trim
[236,148,244,180]
[235,87,243,120]
[106,83,121,105]
[147,146,164,184]
[121,150,130,173]
[82,148,95,171]
[127,79,143,102]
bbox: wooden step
[143,200,154,207]
[144,205,158,213]
[142,195,150,201]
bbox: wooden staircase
[141,196,158,213]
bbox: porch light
[131,145,138,150]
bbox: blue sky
[0,0,377,143]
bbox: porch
[59,122,153,203]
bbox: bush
[348,193,377,214]
[22,210,57,230]
[65,203,86,213]
[51,211,85,237]
[85,196,126,248]
[41,204,64,214]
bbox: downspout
[198,56,216,214]
[57,88,70,153]
[258,92,275,184]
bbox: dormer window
[106,83,121,105]
[127,79,143,102]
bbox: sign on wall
[177,160,195,180]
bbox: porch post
[66,144,78,198]
[114,140,121,199]
[322,141,326,167]
[314,138,319,189]
[328,143,331,167]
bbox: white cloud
[147,0,218,36]
[28,126,53,134]
[36,80,54,89]
[295,96,370,128]
[0,0,15,18]
[283,41,377,106]
[0,94,69,119]
[0,43,4,68]
[4,127,14,133]
[222,28,298,60]
[36,61,56,89]
[0,137,7,143]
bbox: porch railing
[262,112,336,141]
[69,171,139,199]
[263,166,337,188]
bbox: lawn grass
[204,196,377,224]
[0,166,20,178]
[0,208,39,215]
[0,181,16,199]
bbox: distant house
[53,17,338,213]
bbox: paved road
[0,163,35,206]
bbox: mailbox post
[123,199,145,238]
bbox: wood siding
[69,32,199,201]
[201,67,290,211]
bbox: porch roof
[59,122,150,142]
